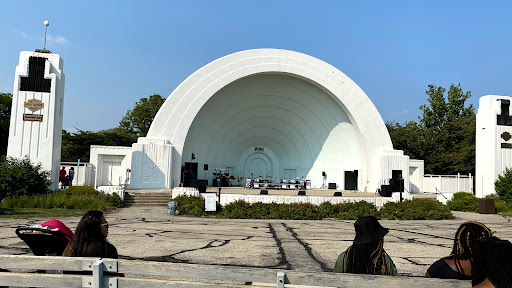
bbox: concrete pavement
[0,207,510,277]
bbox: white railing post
[277,271,285,288]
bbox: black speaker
[333,191,343,197]
[204,164,208,170]
[379,185,393,197]
[328,183,336,189]
[322,171,326,177]
[260,189,268,195]
[197,179,207,191]
[298,190,306,195]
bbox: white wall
[146,49,395,192]
[7,52,65,190]
[90,146,132,188]
[476,95,512,197]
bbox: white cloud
[391,109,408,116]
[46,35,71,47]
[21,31,31,39]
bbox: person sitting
[334,216,397,276]
[425,221,492,280]
[63,210,118,258]
[471,237,512,288]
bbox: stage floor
[203,186,379,197]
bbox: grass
[0,208,89,218]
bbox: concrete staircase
[124,190,173,207]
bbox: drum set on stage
[212,168,236,187]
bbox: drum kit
[213,168,234,187]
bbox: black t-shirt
[427,259,471,280]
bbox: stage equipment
[320,171,327,189]
[204,164,208,170]
[197,179,208,193]
[260,189,268,195]
[333,191,343,196]
[328,183,336,189]
[298,190,306,195]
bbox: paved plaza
[0,207,510,277]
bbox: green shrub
[221,200,251,218]
[495,199,512,214]
[332,201,378,220]
[446,192,479,212]
[495,167,512,203]
[0,156,52,200]
[0,186,122,211]
[379,199,454,220]
[173,195,209,217]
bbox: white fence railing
[423,174,473,204]
[0,255,469,288]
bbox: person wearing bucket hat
[333,216,397,276]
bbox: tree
[495,167,512,202]
[420,84,474,129]
[119,94,165,137]
[388,84,475,175]
[0,93,13,156]
[385,120,424,160]
[0,155,51,200]
[61,128,138,162]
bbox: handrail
[0,255,469,288]
[435,187,448,199]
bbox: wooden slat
[0,255,471,288]
[0,272,82,288]
[0,255,99,271]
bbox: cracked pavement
[0,207,510,277]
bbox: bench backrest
[0,255,470,288]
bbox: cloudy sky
[1,1,511,132]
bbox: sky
[1,1,511,132]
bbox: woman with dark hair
[63,210,118,258]
[472,237,512,288]
[334,216,397,276]
[425,221,492,280]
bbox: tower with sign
[475,95,512,198]
[7,49,65,190]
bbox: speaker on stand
[320,171,327,189]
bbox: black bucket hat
[353,216,389,244]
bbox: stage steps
[124,190,173,207]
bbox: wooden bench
[0,255,471,288]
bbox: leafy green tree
[0,93,13,156]
[388,84,475,175]
[386,120,424,160]
[119,94,165,137]
[495,167,512,202]
[0,156,52,200]
[61,128,138,162]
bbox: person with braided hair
[472,237,512,288]
[333,216,397,275]
[471,237,512,288]
[425,221,492,280]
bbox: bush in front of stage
[379,198,454,220]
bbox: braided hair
[345,239,388,275]
[472,237,512,287]
[444,221,492,261]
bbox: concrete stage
[171,186,418,208]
